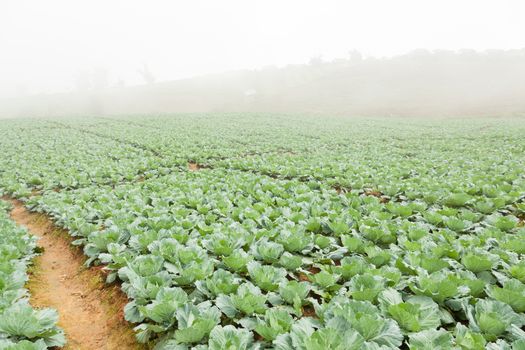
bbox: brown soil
[333,185,351,194]
[364,189,383,197]
[364,189,389,203]
[301,305,317,318]
[307,266,321,274]
[188,162,212,171]
[7,198,144,350]
[298,272,310,282]
[188,162,200,171]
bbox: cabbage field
[1,115,525,349]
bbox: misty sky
[1,0,524,98]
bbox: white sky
[1,0,524,98]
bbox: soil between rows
[6,198,144,350]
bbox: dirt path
[7,199,143,350]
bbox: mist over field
[1,0,525,118]
[2,49,525,118]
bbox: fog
[1,0,525,118]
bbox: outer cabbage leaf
[207,325,257,350]
[174,302,221,344]
[465,299,525,341]
[408,329,453,349]
[486,279,525,312]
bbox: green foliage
[254,308,293,341]
[0,202,65,349]
[2,116,525,348]
[487,279,525,313]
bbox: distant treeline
[2,49,525,118]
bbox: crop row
[1,115,524,349]
[0,200,65,350]
[27,167,525,349]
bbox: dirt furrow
[7,198,143,350]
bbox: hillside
[2,49,525,118]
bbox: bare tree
[138,63,156,84]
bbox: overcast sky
[1,0,524,98]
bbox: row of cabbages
[0,201,65,350]
[27,168,525,349]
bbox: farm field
[1,114,525,349]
